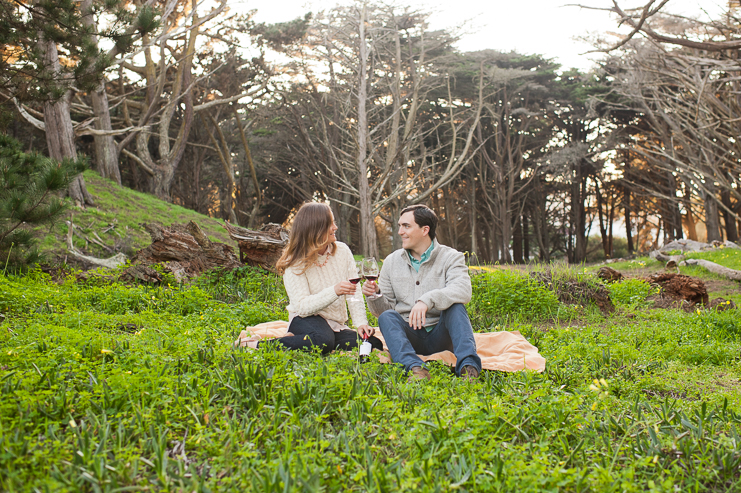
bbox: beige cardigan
[283,242,368,330]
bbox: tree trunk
[721,188,739,242]
[204,112,238,224]
[356,6,379,258]
[607,191,615,258]
[470,173,477,258]
[90,82,121,184]
[595,179,610,258]
[702,186,722,242]
[234,108,262,228]
[624,188,634,255]
[38,37,93,206]
[522,213,530,261]
[571,163,588,263]
[81,0,120,185]
[512,215,523,263]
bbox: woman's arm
[343,247,369,327]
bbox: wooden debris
[124,221,241,282]
[66,220,127,269]
[646,273,708,306]
[597,266,623,283]
[682,259,741,281]
[224,222,288,273]
[119,264,162,284]
[649,250,686,268]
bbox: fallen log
[224,222,288,273]
[681,259,741,281]
[649,250,686,265]
[125,221,242,282]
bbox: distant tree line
[2,0,740,263]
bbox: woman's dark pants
[262,315,383,354]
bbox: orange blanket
[235,321,546,373]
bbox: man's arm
[416,252,471,311]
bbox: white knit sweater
[283,242,368,330]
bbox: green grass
[3,187,741,491]
[36,170,232,260]
[1,258,741,492]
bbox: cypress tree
[0,134,85,271]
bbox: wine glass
[362,257,380,300]
[347,260,363,302]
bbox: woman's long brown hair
[276,202,336,274]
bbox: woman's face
[324,214,338,247]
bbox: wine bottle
[359,340,372,363]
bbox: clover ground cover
[1,264,740,492]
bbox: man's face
[398,211,429,251]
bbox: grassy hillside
[38,170,233,261]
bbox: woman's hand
[334,281,357,296]
[357,325,375,339]
[362,280,379,297]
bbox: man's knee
[445,303,468,314]
[378,310,402,329]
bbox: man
[362,205,481,381]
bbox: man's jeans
[378,303,481,376]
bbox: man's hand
[408,301,428,330]
[335,281,357,296]
[357,325,375,339]
[362,280,379,297]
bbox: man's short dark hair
[400,204,438,241]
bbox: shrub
[608,278,655,307]
[470,269,559,325]
[0,134,86,271]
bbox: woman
[242,202,383,354]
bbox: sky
[243,0,727,71]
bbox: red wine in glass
[362,257,380,299]
[349,277,362,284]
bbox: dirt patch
[647,294,695,311]
[39,264,74,284]
[642,389,696,401]
[707,298,737,311]
[703,278,741,297]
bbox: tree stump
[123,221,241,282]
[598,266,623,283]
[646,273,709,306]
[223,222,288,273]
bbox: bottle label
[359,341,372,356]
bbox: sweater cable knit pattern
[283,242,368,330]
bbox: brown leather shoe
[460,365,480,381]
[408,366,431,382]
